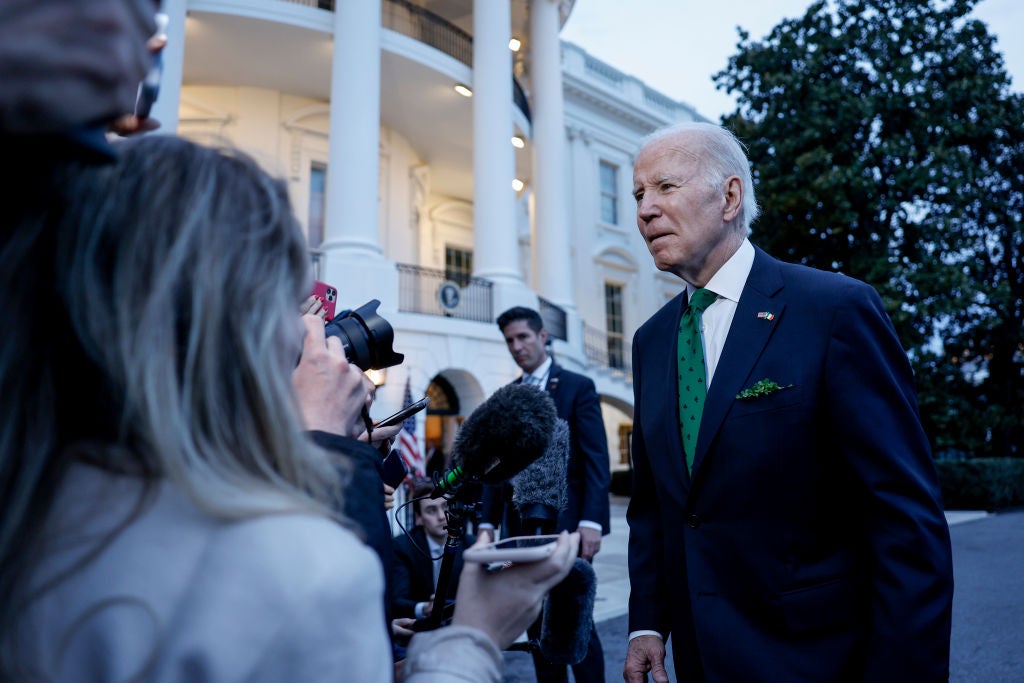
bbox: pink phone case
[311,280,338,321]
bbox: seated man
[392,484,470,622]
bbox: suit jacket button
[686,514,700,528]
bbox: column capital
[566,124,591,145]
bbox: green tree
[715,0,1023,457]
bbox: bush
[935,458,1024,511]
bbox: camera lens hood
[324,299,404,370]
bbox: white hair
[640,121,760,230]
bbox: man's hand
[391,617,416,643]
[578,525,602,561]
[623,634,668,683]
[420,594,435,619]
[359,421,401,457]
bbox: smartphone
[381,449,409,488]
[374,396,430,428]
[311,280,338,321]
[462,534,561,564]
[134,13,168,119]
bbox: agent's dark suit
[391,525,466,620]
[483,362,611,682]
[628,246,954,682]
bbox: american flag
[397,377,425,478]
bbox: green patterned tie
[678,288,717,473]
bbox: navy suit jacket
[482,363,611,536]
[627,246,953,682]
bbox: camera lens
[324,299,404,370]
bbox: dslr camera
[325,299,404,370]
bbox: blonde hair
[1,136,347,669]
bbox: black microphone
[431,383,557,499]
[539,558,598,666]
[511,418,569,535]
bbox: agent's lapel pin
[756,311,775,321]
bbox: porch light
[453,83,473,97]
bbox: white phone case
[463,534,560,563]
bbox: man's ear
[539,328,549,345]
[722,175,743,222]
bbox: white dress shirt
[522,356,552,389]
[688,238,755,388]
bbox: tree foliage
[715,0,1023,457]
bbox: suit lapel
[544,363,560,396]
[692,249,784,476]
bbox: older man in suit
[624,122,954,682]
[481,306,611,683]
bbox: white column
[323,0,383,259]
[530,0,574,311]
[472,0,521,285]
[151,0,186,133]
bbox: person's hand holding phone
[292,314,369,437]
[309,280,338,321]
[448,531,579,650]
[300,295,328,320]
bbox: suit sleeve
[390,536,419,619]
[625,335,672,637]
[826,281,953,680]
[571,376,612,533]
[307,431,395,627]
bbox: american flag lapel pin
[757,311,775,321]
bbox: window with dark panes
[605,282,625,369]
[599,161,618,224]
[445,246,473,286]
[308,163,326,248]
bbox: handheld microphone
[511,418,569,535]
[539,558,598,666]
[431,383,557,499]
